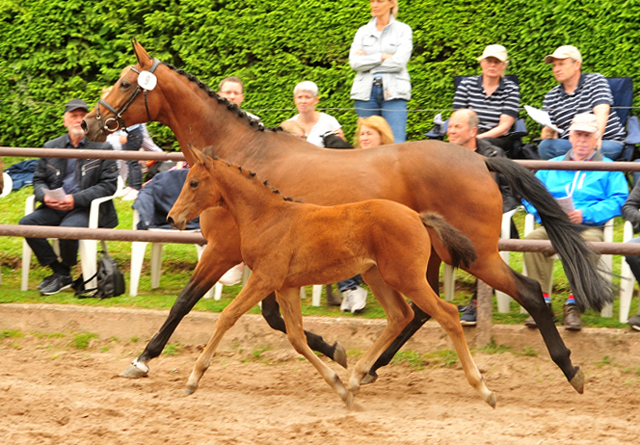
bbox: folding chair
[606,77,639,161]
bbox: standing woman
[349,0,412,143]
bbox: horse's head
[82,39,164,142]
[168,144,222,230]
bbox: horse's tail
[420,211,477,270]
[484,156,614,312]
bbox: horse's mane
[163,63,284,134]
[206,154,297,203]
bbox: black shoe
[40,273,73,296]
[628,314,640,332]
[37,274,56,290]
[460,300,477,326]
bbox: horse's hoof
[333,342,348,369]
[360,370,378,385]
[569,366,585,394]
[184,386,197,396]
[486,392,497,409]
[119,360,149,379]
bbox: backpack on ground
[74,240,125,299]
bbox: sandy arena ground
[0,304,639,445]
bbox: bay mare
[167,145,494,408]
[82,40,612,394]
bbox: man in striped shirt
[538,45,625,160]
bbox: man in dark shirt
[19,99,118,295]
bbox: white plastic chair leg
[79,240,98,289]
[21,239,32,291]
[443,265,455,302]
[150,243,164,289]
[619,221,636,323]
[129,241,149,296]
[312,285,322,307]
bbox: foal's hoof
[119,360,149,379]
[360,370,378,385]
[184,385,198,396]
[333,342,348,369]
[569,366,585,394]
[486,392,497,409]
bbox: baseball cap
[544,45,582,64]
[477,45,508,62]
[569,113,598,133]
[64,99,89,113]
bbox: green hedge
[1,0,640,148]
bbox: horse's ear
[183,143,206,166]
[131,38,153,69]
[203,146,216,158]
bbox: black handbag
[74,240,125,299]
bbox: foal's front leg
[185,275,275,395]
[276,287,353,408]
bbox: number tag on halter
[138,71,157,91]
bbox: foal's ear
[131,38,153,69]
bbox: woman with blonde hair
[349,0,412,143]
[354,115,395,148]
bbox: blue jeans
[123,126,144,189]
[338,275,362,293]
[538,138,624,160]
[19,206,90,268]
[625,237,640,284]
[354,84,407,143]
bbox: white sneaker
[121,187,139,201]
[348,286,368,313]
[340,290,353,312]
[219,264,243,286]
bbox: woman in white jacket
[349,0,412,143]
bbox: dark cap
[64,99,89,113]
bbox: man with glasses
[538,45,625,161]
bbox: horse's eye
[190,180,198,188]
[121,80,131,89]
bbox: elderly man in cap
[538,45,625,160]
[523,112,628,331]
[19,99,118,295]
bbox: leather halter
[95,58,161,132]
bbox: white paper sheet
[524,105,563,134]
[43,187,66,200]
[555,196,574,214]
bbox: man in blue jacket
[19,99,118,295]
[523,112,628,330]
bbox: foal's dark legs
[261,293,347,368]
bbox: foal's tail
[484,156,614,312]
[420,211,477,270]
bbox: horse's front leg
[186,275,275,395]
[121,211,243,378]
[261,293,347,368]
[276,287,353,408]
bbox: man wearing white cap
[538,45,625,160]
[453,44,521,154]
[523,112,628,331]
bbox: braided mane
[163,63,284,133]
[206,154,296,202]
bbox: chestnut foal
[167,145,494,408]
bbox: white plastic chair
[0,173,12,285]
[618,220,636,323]
[128,208,222,299]
[21,193,116,291]
[443,207,521,313]
[522,214,614,317]
[300,285,323,306]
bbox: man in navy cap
[19,99,119,295]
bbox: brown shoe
[562,305,582,331]
[524,303,556,329]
